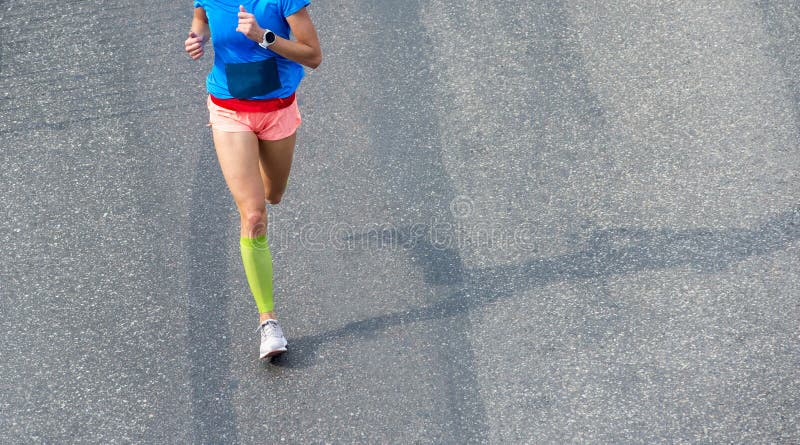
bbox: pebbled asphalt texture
[1,0,799,443]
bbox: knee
[242,207,266,234]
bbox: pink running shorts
[206,95,302,141]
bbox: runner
[184,0,321,359]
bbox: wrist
[249,25,261,42]
[258,28,277,48]
[192,32,208,44]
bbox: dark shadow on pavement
[757,0,800,127]
[186,136,239,445]
[273,206,799,370]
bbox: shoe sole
[260,347,288,360]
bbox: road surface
[1,0,798,443]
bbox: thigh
[212,128,265,211]
[258,132,296,197]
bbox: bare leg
[212,128,277,322]
[258,132,296,204]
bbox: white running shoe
[257,319,287,359]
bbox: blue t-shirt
[194,0,310,99]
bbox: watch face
[266,31,276,44]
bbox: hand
[236,5,265,43]
[185,31,205,60]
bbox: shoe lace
[256,320,281,338]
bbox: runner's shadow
[271,206,800,369]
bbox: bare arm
[237,6,322,69]
[272,8,322,69]
[185,7,210,60]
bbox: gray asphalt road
[1,1,799,443]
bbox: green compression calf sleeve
[240,235,274,314]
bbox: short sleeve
[193,0,203,8]
[281,0,310,18]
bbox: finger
[239,4,246,12]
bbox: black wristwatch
[259,29,276,49]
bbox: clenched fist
[185,31,206,60]
[236,5,265,43]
